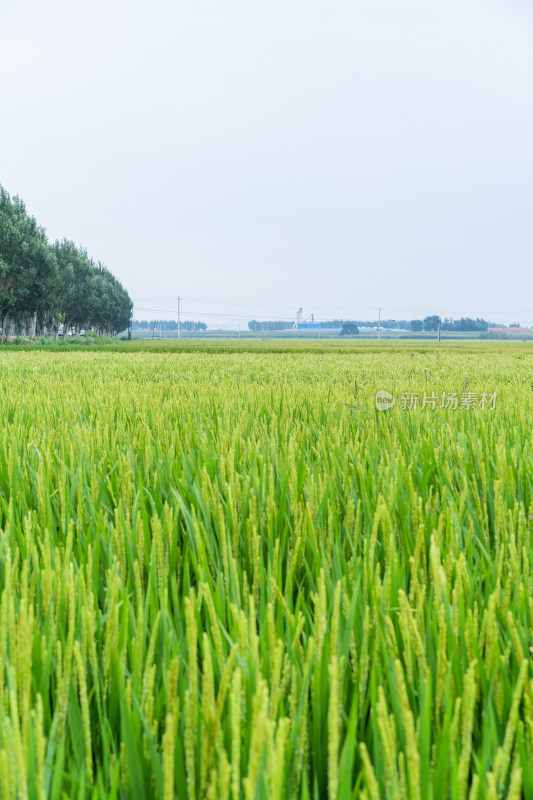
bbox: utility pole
[378,307,381,340]
[178,296,181,339]
[438,318,441,342]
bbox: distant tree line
[0,185,133,342]
[247,318,419,331]
[249,316,493,334]
[411,316,489,332]
[248,319,395,331]
[132,319,208,331]
[248,320,294,331]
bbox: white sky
[1,0,532,326]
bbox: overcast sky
[1,0,532,326]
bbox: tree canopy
[340,321,359,335]
[0,185,133,341]
[132,319,208,332]
[410,316,490,333]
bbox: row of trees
[329,317,491,332]
[132,319,208,331]
[248,319,377,331]
[249,318,420,331]
[411,316,489,332]
[0,185,133,341]
[248,320,294,331]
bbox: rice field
[0,342,532,799]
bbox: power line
[134,307,298,321]
[132,296,533,317]
[134,306,533,326]
[133,298,383,312]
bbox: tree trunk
[63,322,69,341]
[30,311,37,340]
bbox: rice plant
[0,343,532,798]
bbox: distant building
[489,327,532,332]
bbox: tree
[410,320,423,332]
[89,264,132,336]
[340,322,359,336]
[0,188,60,339]
[20,236,58,339]
[441,317,488,332]
[248,320,293,331]
[55,242,96,339]
[423,315,441,332]
[0,188,37,341]
[0,183,133,342]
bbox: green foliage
[248,319,294,331]
[423,315,441,331]
[340,321,359,335]
[441,317,489,332]
[134,320,208,332]
[0,343,531,798]
[0,185,133,340]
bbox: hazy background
[1,0,532,327]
